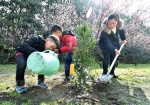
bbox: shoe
[16,85,27,93]
[62,77,70,84]
[113,74,119,78]
[38,82,48,88]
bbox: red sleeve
[59,37,74,53]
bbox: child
[54,30,77,83]
[15,25,62,93]
[98,13,127,80]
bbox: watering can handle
[42,50,56,55]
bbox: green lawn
[0,63,149,76]
[0,63,66,74]
[0,63,150,105]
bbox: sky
[93,0,150,14]
[92,0,150,25]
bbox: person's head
[62,29,75,36]
[107,13,119,29]
[51,25,63,39]
[45,35,60,50]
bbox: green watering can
[27,50,59,76]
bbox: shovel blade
[94,74,114,84]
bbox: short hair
[51,25,63,33]
[47,35,61,49]
[62,29,75,36]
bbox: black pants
[16,54,44,86]
[102,51,116,75]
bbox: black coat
[16,35,45,55]
[99,29,126,54]
[99,17,126,54]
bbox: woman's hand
[114,49,120,55]
[122,40,127,44]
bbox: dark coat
[99,18,126,54]
[16,35,45,56]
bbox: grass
[0,64,16,74]
[0,63,150,105]
[0,63,65,74]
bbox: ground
[0,64,150,105]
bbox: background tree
[82,0,150,64]
[39,0,80,33]
[0,0,150,64]
[0,0,44,64]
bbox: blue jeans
[102,51,116,75]
[64,52,73,77]
[16,54,44,86]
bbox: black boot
[113,74,119,78]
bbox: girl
[99,13,127,79]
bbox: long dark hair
[108,13,119,22]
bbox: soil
[0,73,150,105]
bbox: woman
[99,13,127,79]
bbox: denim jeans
[64,52,73,77]
[102,51,116,75]
[15,54,44,86]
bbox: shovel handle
[107,43,125,75]
[119,43,125,52]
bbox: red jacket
[59,34,77,53]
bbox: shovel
[95,43,125,83]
